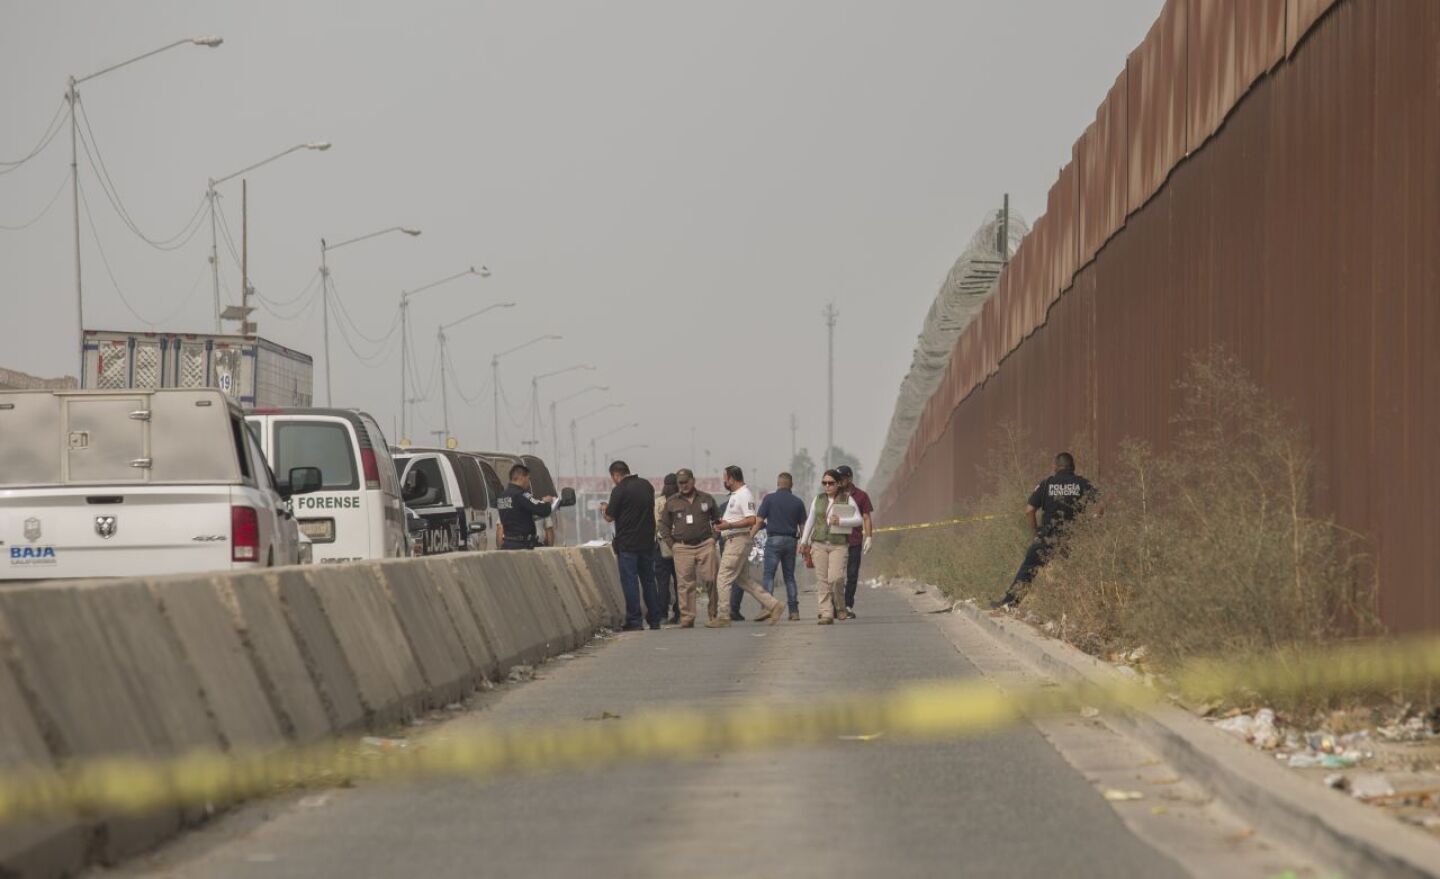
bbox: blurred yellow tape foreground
[872,513,999,534]
[1,635,1438,823]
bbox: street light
[570,402,624,541]
[551,384,607,476]
[604,442,648,462]
[67,35,223,376]
[399,266,490,440]
[530,364,594,460]
[490,335,561,449]
[208,142,331,332]
[435,302,517,445]
[319,226,421,405]
[592,422,640,479]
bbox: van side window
[231,416,254,484]
[245,422,276,490]
[408,457,448,507]
[275,422,358,491]
[360,415,401,498]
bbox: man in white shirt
[708,465,784,627]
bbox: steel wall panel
[1127,0,1189,214]
[882,0,1438,631]
[1049,161,1080,298]
[1078,73,1131,266]
[1236,0,1286,88]
[1187,0,1239,149]
[1287,0,1339,55]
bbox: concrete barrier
[0,653,84,879]
[145,574,287,750]
[213,572,333,743]
[304,565,428,726]
[0,545,624,878]
[268,568,367,733]
[373,560,473,703]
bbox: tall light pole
[68,35,222,377]
[319,226,421,405]
[208,142,331,332]
[823,302,838,471]
[435,301,516,445]
[531,364,594,459]
[592,422,639,479]
[605,442,647,462]
[400,266,490,440]
[552,384,608,476]
[490,335,561,449]
[572,402,624,540]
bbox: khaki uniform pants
[717,533,780,619]
[672,540,717,626]
[810,541,848,620]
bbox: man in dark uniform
[497,463,558,550]
[993,452,1096,608]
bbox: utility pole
[999,192,1010,263]
[68,77,82,377]
[241,179,253,335]
[823,303,838,471]
[789,412,798,464]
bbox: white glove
[862,536,873,556]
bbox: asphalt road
[110,581,1206,878]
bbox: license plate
[299,518,335,542]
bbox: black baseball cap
[835,465,854,479]
[663,473,678,486]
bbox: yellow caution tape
[873,513,1000,534]
[0,635,1437,823]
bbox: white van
[246,409,407,563]
[390,449,497,554]
[0,388,315,579]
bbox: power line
[75,97,208,250]
[77,178,206,327]
[0,167,70,230]
[0,98,66,173]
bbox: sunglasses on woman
[821,480,836,486]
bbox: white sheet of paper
[686,514,694,524]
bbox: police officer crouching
[993,452,1097,608]
[497,463,558,550]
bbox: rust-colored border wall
[881,0,1440,631]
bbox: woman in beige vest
[800,469,864,625]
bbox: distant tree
[824,445,863,486]
[790,447,817,499]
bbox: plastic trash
[1103,789,1145,802]
[1348,773,1396,800]
[1216,714,1256,741]
[1251,708,1281,750]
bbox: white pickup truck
[0,388,318,579]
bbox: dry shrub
[1037,350,1379,670]
[874,349,1380,694]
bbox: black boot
[989,591,1020,610]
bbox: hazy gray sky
[1,1,1160,486]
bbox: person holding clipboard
[799,468,866,625]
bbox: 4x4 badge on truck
[23,517,40,542]
[95,516,117,539]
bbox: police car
[245,409,407,563]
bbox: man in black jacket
[600,460,662,631]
